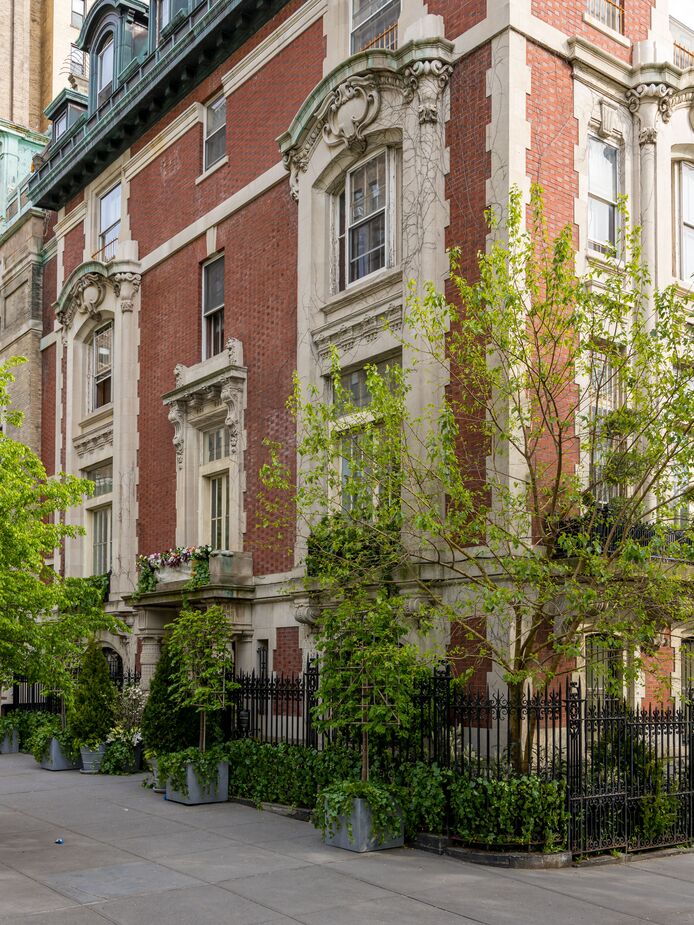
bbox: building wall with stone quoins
[26,0,694,700]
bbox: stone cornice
[278,36,455,200]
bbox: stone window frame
[84,458,114,577]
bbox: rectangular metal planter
[166,761,229,805]
[40,738,80,771]
[324,797,404,853]
[0,730,19,754]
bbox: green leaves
[69,640,117,748]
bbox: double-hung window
[351,0,400,52]
[589,349,623,503]
[85,463,113,576]
[336,150,392,291]
[98,184,121,260]
[588,136,619,253]
[679,162,694,281]
[96,35,115,107]
[202,256,224,358]
[202,426,230,550]
[90,322,113,410]
[335,358,399,513]
[204,96,226,171]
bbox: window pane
[683,164,694,225]
[352,0,400,51]
[349,212,386,281]
[93,323,113,409]
[683,225,694,280]
[203,258,224,314]
[204,98,226,169]
[97,37,114,91]
[205,130,226,170]
[100,185,120,235]
[206,97,226,136]
[210,474,229,549]
[206,427,229,462]
[589,138,617,202]
[205,310,224,358]
[350,154,385,224]
[589,197,615,247]
[92,506,112,574]
[87,463,113,497]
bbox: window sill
[582,13,630,48]
[85,491,113,511]
[196,155,228,185]
[323,266,402,316]
[78,404,113,432]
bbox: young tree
[69,639,117,747]
[166,605,236,751]
[262,188,694,770]
[0,357,120,691]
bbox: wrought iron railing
[360,22,398,52]
[674,41,694,70]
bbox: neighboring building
[16,0,694,702]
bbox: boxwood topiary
[141,642,199,756]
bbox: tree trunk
[507,681,530,775]
[199,711,207,752]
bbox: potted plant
[141,641,199,791]
[101,683,146,774]
[0,712,21,753]
[27,715,80,770]
[69,640,117,773]
[162,605,235,804]
[310,589,427,851]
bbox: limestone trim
[313,302,403,365]
[221,0,327,98]
[54,259,142,331]
[73,422,114,459]
[626,83,675,124]
[54,201,87,239]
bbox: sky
[671,0,694,29]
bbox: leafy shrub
[312,780,402,844]
[449,775,567,849]
[141,642,200,756]
[69,641,117,748]
[26,715,79,764]
[387,761,450,839]
[0,710,58,750]
[157,745,227,796]
[100,739,138,775]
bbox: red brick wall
[642,641,674,709]
[129,7,323,257]
[62,223,84,278]
[427,0,486,41]
[531,0,654,64]
[448,619,491,693]
[273,625,303,677]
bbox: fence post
[565,679,582,854]
[688,687,694,843]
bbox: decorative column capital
[626,83,674,145]
[112,271,142,313]
[402,58,453,124]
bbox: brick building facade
[9,0,694,703]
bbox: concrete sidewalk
[1,753,694,924]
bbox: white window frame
[350,0,400,53]
[71,0,85,29]
[588,134,621,255]
[334,148,396,294]
[203,95,227,172]
[97,183,121,260]
[95,33,115,108]
[202,255,225,359]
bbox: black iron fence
[227,669,694,855]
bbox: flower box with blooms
[135,545,211,595]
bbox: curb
[412,834,572,868]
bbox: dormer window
[54,111,68,141]
[96,34,115,107]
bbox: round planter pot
[323,797,404,853]
[80,743,106,774]
[40,737,80,771]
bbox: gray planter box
[150,756,166,792]
[166,761,228,805]
[0,729,19,753]
[324,797,404,853]
[79,743,106,774]
[40,738,80,771]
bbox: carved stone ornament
[626,83,675,123]
[321,76,380,154]
[167,401,185,470]
[112,271,142,313]
[639,126,659,146]
[403,59,453,124]
[283,148,308,202]
[73,424,114,458]
[57,272,107,327]
[220,379,242,457]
